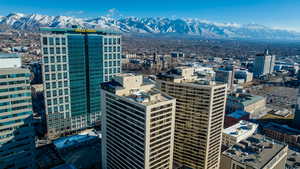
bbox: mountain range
[1,12,300,40]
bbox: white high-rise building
[253,49,276,77]
[101,74,176,169]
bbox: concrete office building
[221,134,288,169]
[41,27,122,139]
[222,120,258,148]
[0,53,36,169]
[234,70,253,83]
[215,68,234,89]
[101,74,176,169]
[253,50,276,77]
[157,67,227,169]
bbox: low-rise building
[262,122,300,149]
[223,120,258,147]
[226,92,266,118]
[224,110,250,128]
[221,134,288,169]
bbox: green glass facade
[68,35,87,117]
[42,28,121,138]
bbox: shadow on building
[0,116,36,169]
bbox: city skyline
[1,0,300,31]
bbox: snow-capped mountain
[1,12,299,40]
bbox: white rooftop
[223,120,258,138]
[0,52,21,68]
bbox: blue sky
[1,0,300,31]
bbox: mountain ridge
[1,12,300,40]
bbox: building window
[59,97,63,104]
[45,74,50,81]
[56,47,61,54]
[52,82,57,88]
[63,73,67,79]
[43,37,48,45]
[53,98,58,104]
[49,38,54,45]
[58,81,63,88]
[44,65,49,72]
[51,74,56,80]
[50,48,55,54]
[57,65,62,71]
[55,38,60,45]
[59,89,63,96]
[59,105,64,111]
[64,89,69,95]
[44,56,49,64]
[50,56,55,63]
[51,65,56,72]
[43,48,48,55]
[46,83,50,89]
[62,56,67,62]
[58,73,62,80]
[53,90,57,97]
[63,64,67,71]
[62,38,66,45]
[62,47,66,54]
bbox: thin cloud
[65,10,85,16]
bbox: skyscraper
[157,67,227,169]
[253,49,276,77]
[101,74,176,169]
[41,27,122,139]
[0,53,36,169]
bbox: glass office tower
[41,27,122,139]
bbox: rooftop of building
[228,92,265,106]
[223,120,258,137]
[263,122,300,136]
[102,74,174,106]
[53,129,101,149]
[40,27,121,35]
[157,67,226,87]
[227,110,250,119]
[223,134,287,169]
[286,149,300,169]
[0,52,20,59]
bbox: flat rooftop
[228,93,265,106]
[286,149,300,169]
[227,110,249,119]
[157,67,225,87]
[223,120,258,137]
[102,76,173,106]
[223,134,287,169]
[263,122,300,136]
[0,52,20,59]
[40,27,121,35]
